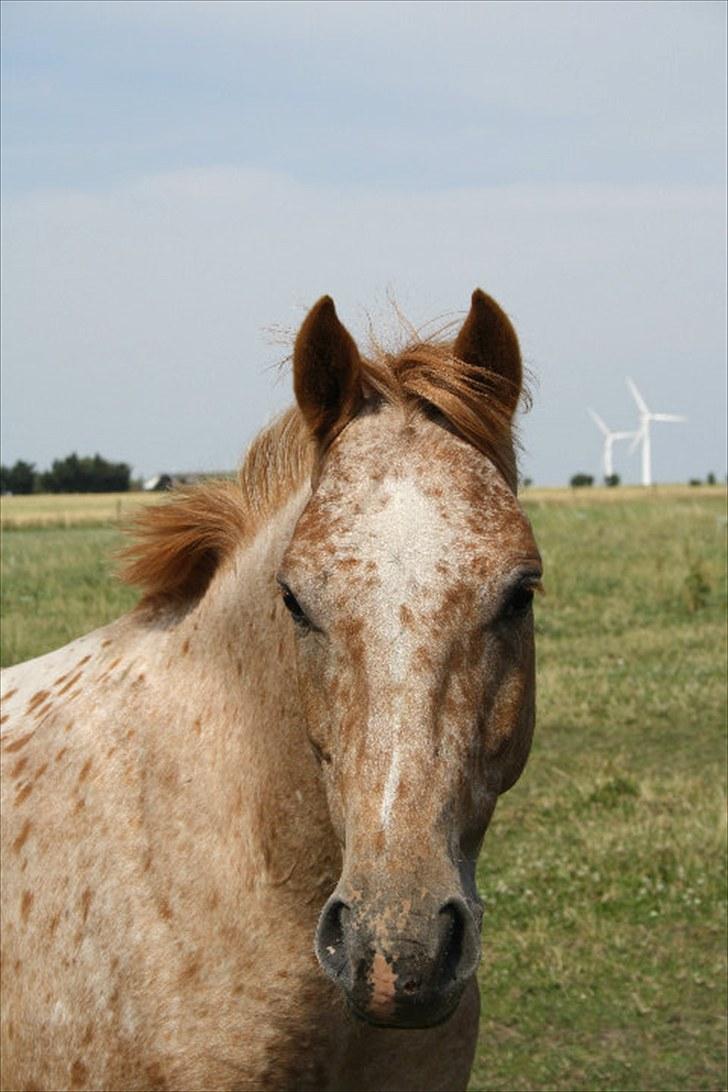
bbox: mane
[119,409,313,607]
[120,331,527,607]
[361,324,528,482]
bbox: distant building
[142,471,235,492]
[143,474,174,492]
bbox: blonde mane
[120,333,526,606]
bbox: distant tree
[0,460,37,494]
[521,477,533,488]
[706,472,717,486]
[570,473,594,488]
[688,478,702,487]
[604,473,620,487]
[40,452,131,493]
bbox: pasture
[1,487,726,1091]
[0,490,159,530]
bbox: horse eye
[503,583,535,618]
[280,585,309,627]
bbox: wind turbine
[626,378,686,487]
[587,409,635,480]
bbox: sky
[1,0,726,486]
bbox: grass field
[0,489,160,529]
[1,488,726,1090]
[0,483,723,529]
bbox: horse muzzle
[314,889,481,1029]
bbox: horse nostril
[319,897,348,951]
[437,899,468,984]
[401,976,421,995]
[315,897,351,983]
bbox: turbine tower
[587,409,635,480]
[627,378,686,487]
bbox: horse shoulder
[0,619,167,1090]
[0,614,343,1091]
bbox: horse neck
[144,483,339,907]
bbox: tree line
[1,454,132,494]
[569,471,720,488]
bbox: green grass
[0,527,137,666]
[1,491,726,1090]
[471,493,727,1092]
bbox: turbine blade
[588,408,609,435]
[627,377,650,415]
[652,414,686,423]
[629,428,644,454]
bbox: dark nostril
[438,899,467,984]
[319,898,348,951]
[401,976,421,995]
[315,898,350,982]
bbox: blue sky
[1,0,725,484]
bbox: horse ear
[293,296,364,446]
[453,288,522,417]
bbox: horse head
[278,291,541,1029]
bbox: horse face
[281,290,539,1028]
[279,407,540,1029]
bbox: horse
[0,289,541,1092]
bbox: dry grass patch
[0,490,160,529]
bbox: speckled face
[279,403,541,1027]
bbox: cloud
[2,1,725,193]
[2,167,724,483]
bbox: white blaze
[380,747,401,829]
[361,477,455,831]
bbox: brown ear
[453,289,522,416]
[293,296,363,446]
